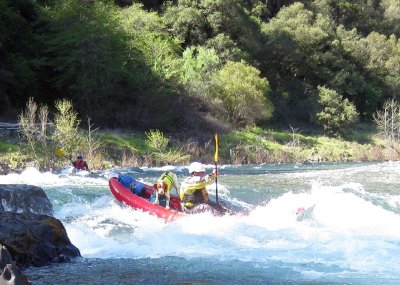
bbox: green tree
[381,0,400,35]
[38,0,182,129]
[316,86,358,136]
[51,99,81,156]
[121,4,181,79]
[201,0,264,60]
[42,0,131,118]
[205,33,249,64]
[209,60,272,127]
[162,2,209,46]
[180,46,220,84]
[0,0,41,118]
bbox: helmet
[188,162,205,174]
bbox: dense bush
[316,86,358,136]
[0,0,399,136]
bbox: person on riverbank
[179,162,223,215]
[151,171,179,209]
[72,154,89,171]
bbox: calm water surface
[1,161,400,284]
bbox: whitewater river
[1,161,400,284]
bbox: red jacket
[73,160,88,170]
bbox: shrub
[316,86,358,136]
[209,60,273,127]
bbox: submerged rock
[0,184,53,215]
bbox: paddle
[54,147,67,158]
[214,133,219,203]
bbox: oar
[214,133,219,203]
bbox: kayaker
[72,154,89,171]
[153,171,179,210]
[179,162,223,215]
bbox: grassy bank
[1,124,399,174]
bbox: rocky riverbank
[0,184,81,284]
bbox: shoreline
[1,126,399,174]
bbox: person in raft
[179,162,223,215]
[72,153,89,171]
[151,171,179,210]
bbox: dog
[154,172,179,210]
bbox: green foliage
[381,0,400,35]
[41,0,162,127]
[260,3,333,123]
[209,60,272,127]
[0,0,41,114]
[18,98,100,170]
[121,4,181,79]
[145,129,190,165]
[200,0,264,56]
[180,46,220,84]
[316,86,358,136]
[42,0,126,106]
[336,26,397,113]
[163,3,209,46]
[18,98,52,168]
[145,129,169,152]
[205,33,248,63]
[51,99,80,155]
[152,150,191,165]
[0,140,18,153]
[101,133,141,153]
[1,0,400,137]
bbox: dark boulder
[0,244,30,285]
[0,184,53,215]
[0,211,81,267]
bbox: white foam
[2,164,400,277]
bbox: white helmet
[188,162,205,174]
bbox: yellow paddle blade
[54,147,66,158]
[214,133,219,162]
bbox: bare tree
[373,98,400,142]
[84,116,101,166]
[288,124,301,148]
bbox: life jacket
[158,171,174,193]
[182,190,206,208]
[180,175,213,208]
[73,160,87,170]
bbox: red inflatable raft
[109,177,185,222]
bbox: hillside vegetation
[1,0,399,132]
[0,0,400,171]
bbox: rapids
[1,161,400,284]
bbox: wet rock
[0,211,81,267]
[0,184,53,215]
[0,244,30,285]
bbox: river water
[1,161,400,284]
